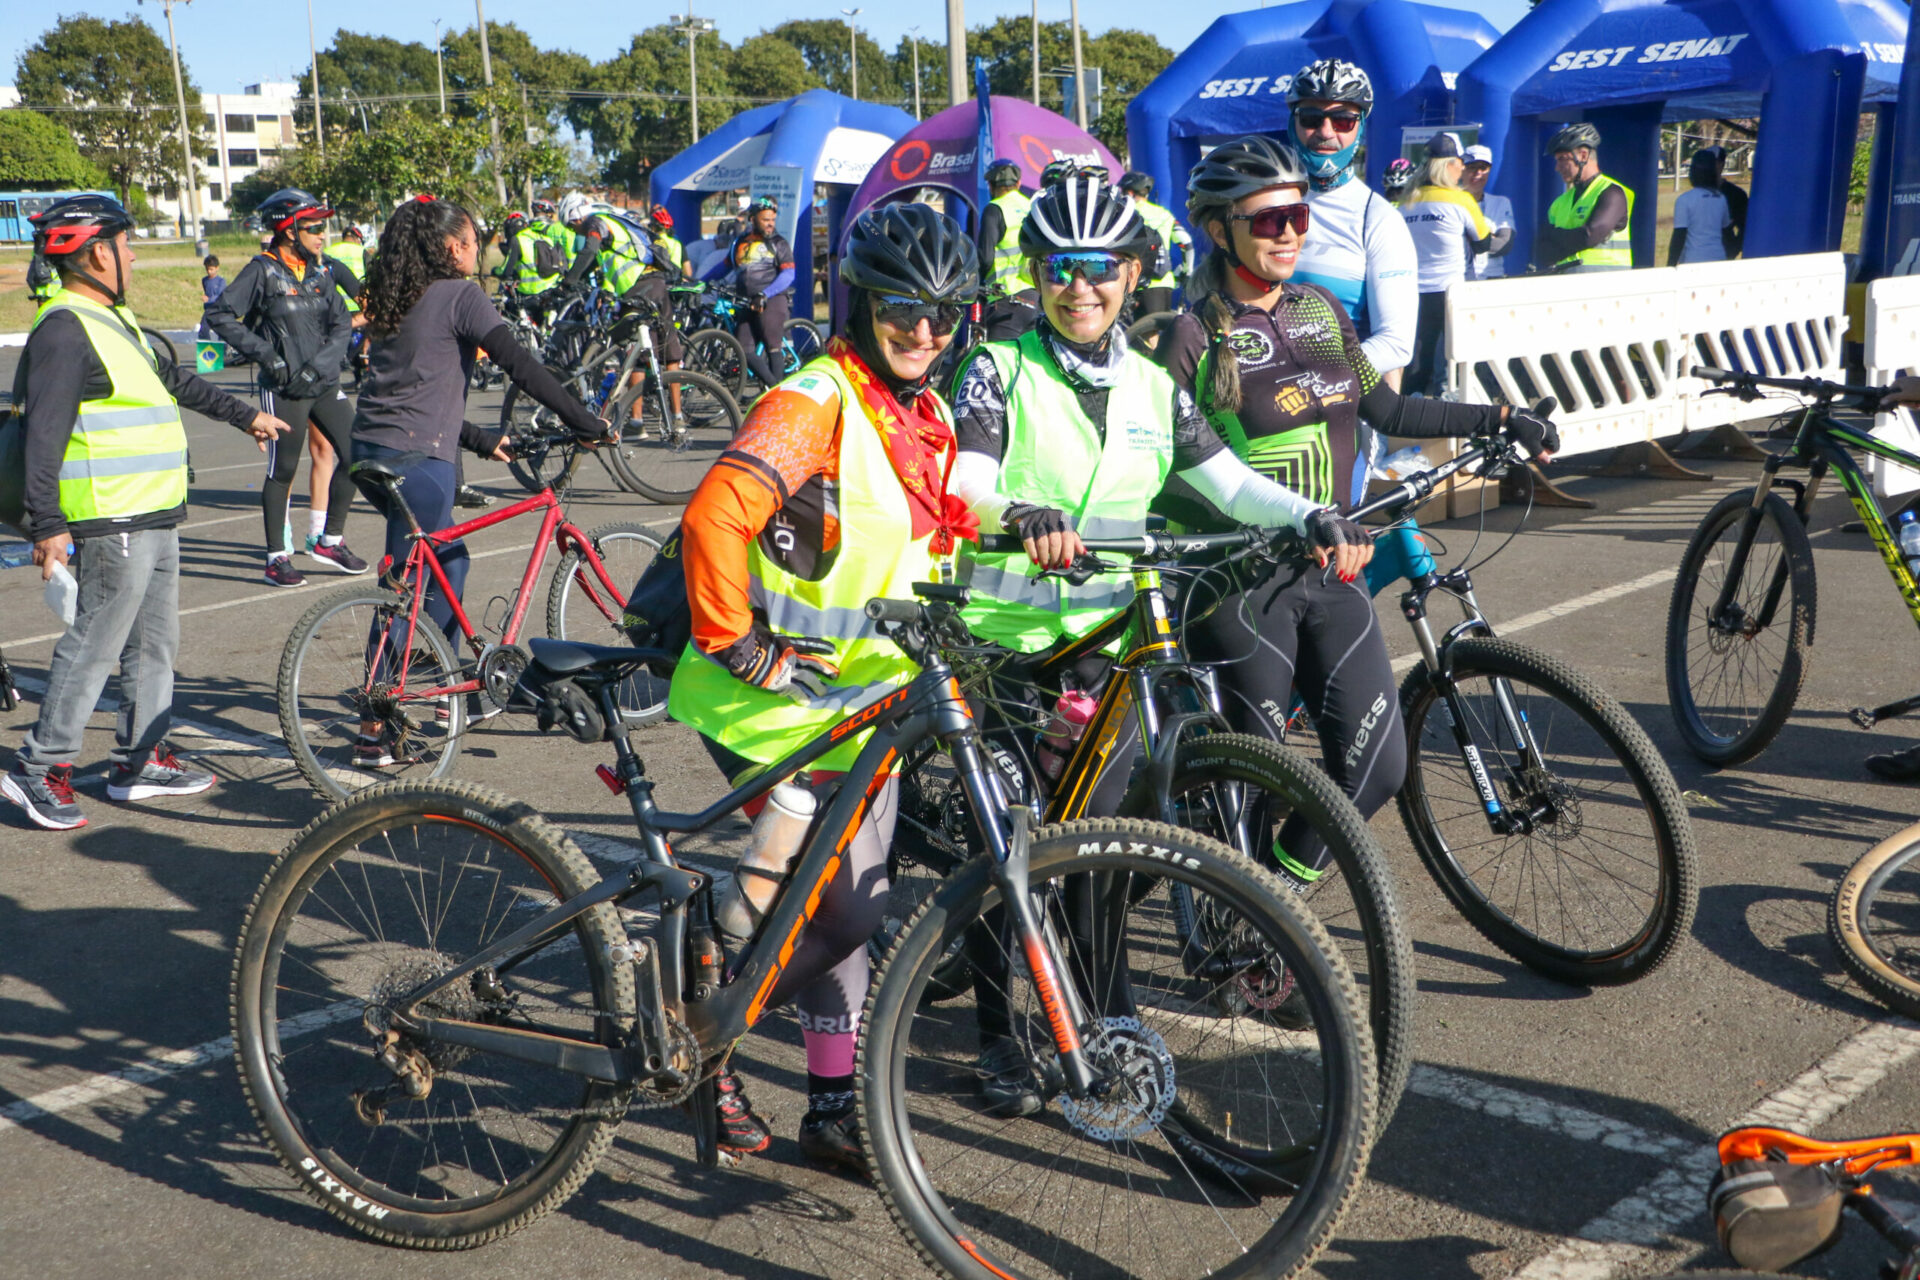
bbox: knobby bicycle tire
[604,369,742,503]
[1665,488,1816,765]
[500,366,597,494]
[278,585,468,800]
[544,521,671,726]
[1831,821,1920,1019]
[860,817,1374,1280]
[1152,732,1415,1129]
[141,327,178,370]
[1399,637,1698,985]
[231,780,634,1248]
[686,326,747,398]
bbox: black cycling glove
[284,365,327,401]
[1505,407,1560,458]
[1303,507,1373,556]
[1002,503,1074,542]
[265,357,291,390]
[720,623,840,702]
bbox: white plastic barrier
[1445,252,1848,460]
[1864,272,1920,498]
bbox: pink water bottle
[1035,691,1099,780]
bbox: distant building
[152,81,302,228]
[0,86,21,109]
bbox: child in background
[197,255,224,339]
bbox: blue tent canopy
[648,90,915,321]
[1459,0,1908,268]
[1126,0,1500,226]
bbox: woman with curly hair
[348,196,610,763]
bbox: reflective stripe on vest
[666,354,954,769]
[957,331,1174,651]
[596,217,647,295]
[30,291,189,523]
[325,241,367,312]
[991,190,1034,294]
[511,227,562,294]
[1135,198,1180,289]
[1548,173,1635,270]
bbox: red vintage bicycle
[276,442,669,800]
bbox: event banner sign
[750,165,804,245]
[1884,9,1920,275]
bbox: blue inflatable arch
[648,90,916,321]
[1126,0,1499,230]
[1457,0,1907,271]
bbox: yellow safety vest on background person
[667,354,953,772]
[30,289,189,523]
[324,240,367,313]
[533,218,575,272]
[991,190,1035,294]
[509,227,561,295]
[595,216,648,295]
[1133,198,1183,289]
[1548,173,1635,270]
[958,330,1173,651]
[655,232,684,275]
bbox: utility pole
[673,5,715,145]
[1068,0,1088,129]
[304,0,323,158]
[946,0,966,108]
[841,9,863,101]
[434,19,446,116]
[474,0,508,205]
[909,26,922,119]
[140,0,200,239]
[1031,0,1040,105]
[520,81,534,209]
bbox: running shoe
[1,762,86,830]
[263,557,305,588]
[106,745,215,801]
[308,540,369,574]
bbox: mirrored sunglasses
[1038,251,1126,286]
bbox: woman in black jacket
[204,187,364,587]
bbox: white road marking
[1391,568,1678,673]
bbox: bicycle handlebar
[1694,365,1889,409]
[971,530,1268,560]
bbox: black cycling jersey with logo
[1155,284,1500,519]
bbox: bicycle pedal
[1852,707,1879,730]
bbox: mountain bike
[1665,367,1904,765]
[1830,817,1920,1020]
[676,280,821,396]
[1652,1126,1920,1278]
[873,529,1417,1127]
[231,583,1376,1277]
[276,439,666,801]
[1364,433,1699,985]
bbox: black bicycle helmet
[1118,171,1154,198]
[987,157,1022,187]
[1288,58,1374,112]
[1019,176,1157,260]
[1547,122,1603,155]
[1382,157,1416,196]
[255,187,334,233]
[1039,159,1080,188]
[840,203,978,302]
[1186,135,1311,220]
[29,193,135,258]
[531,197,557,219]
[502,211,529,235]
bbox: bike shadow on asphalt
[1693,876,1893,1018]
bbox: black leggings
[740,291,791,388]
[1184,555,1406,876]
[261,386,355,555]
[1406,289,1449,397]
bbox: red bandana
[828,337,979,554]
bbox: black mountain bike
[232,584,1376,1278]
[1666,367,1908,765]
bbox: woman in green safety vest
[1119,170,1194,319]
[977,158,1040,342]
[666,203,982,1173]
[1538,122,1635,273]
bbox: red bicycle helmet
[649,208,674,229]
[30,193,135,257]
[256,187,334,232]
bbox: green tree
[767,20,898,102]
[568,26,730,191]
[15,15,210,205]
[0,108,105,188]
[313,30,443,135]
[731,34,819,102]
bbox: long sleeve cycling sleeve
[1360,206,1418,375]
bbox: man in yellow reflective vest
[3,195,290,830]
[1537,122,1635,273]
[1118,170,1193,318]
[648,207,687,278]
[976,157,1040,341]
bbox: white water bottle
[43,560,77,626]
[715,781,818,940]
[1900,511,1920,582]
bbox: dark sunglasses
[1293,107,1363,134]
[1229,203,1311,239]
[1038,251,1127,286]
[873,295,966,336]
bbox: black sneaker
[1867,744,1920,782]
[975,1037,1044,1118]
[798,1104,870,1177]
[714,1068,771,1155]
[263,556,305,588]
[1,762,86,830]
[455,484,494,509]
[308,539,369,575]
[106,745,215,801]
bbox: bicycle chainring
[1060,1016,1176,1142]
[631,1016,702,1109]
[478,643,531,711]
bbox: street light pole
[1031,0,1040,105]
[304,0,323,159]
[434,19,446,117]
[841,9,863,101]
[673,7,716,145]
[909,26,922,119]
[1068,0,1088,129]
[945,0,966,109]
[141,0,200,239]
[474,0,509,205]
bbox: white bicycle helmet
[557,192,596,226]
[1018,176,1158,260]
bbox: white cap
[1464,144,1494,166]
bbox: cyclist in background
[667,205,981,1172]
[1119,170,1193,319]
[730,196,797,392]
[1401,131,1508,396]
[529,197,576,267]
[556,192,686,416]
[493,210,567,312]
[1381,158,1416,207]
[26,251,58,305]
[977,157,1039,342]
[647,207,686,278]
[1538,123,1634,273]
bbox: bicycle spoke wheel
[1665,488,1815,765]
[1400,638,1698,985]
[1152,733,1414,1130]
[686,327,746,398]
[278,587,467,800]
[500,366,594,495]
[862,818,1374,1280]
[141,326,178,370]
[783,316,823,364]
[1831,823,1920,1019]
[232,781,634,1247]
[871,747,976,1003]
[544,522,671,726]
[606,369,741,504]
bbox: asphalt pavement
[1,356,1917,1280]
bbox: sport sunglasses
[1292,107,1364,134]
[1038,251,1127,286]
[874,295,966,336]
[1228,203,1311,239]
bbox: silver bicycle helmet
[1018,176,1158,260]
[1287,58,1374,112]
[1186,135,1312,222]
[1547,122,1603,155]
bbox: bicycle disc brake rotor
[363,952,486,1071]
[1234,950,1296,1011]
[1060,1016,1176,1142]
[1514,767,1583,838]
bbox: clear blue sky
[4,1,1535,97]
